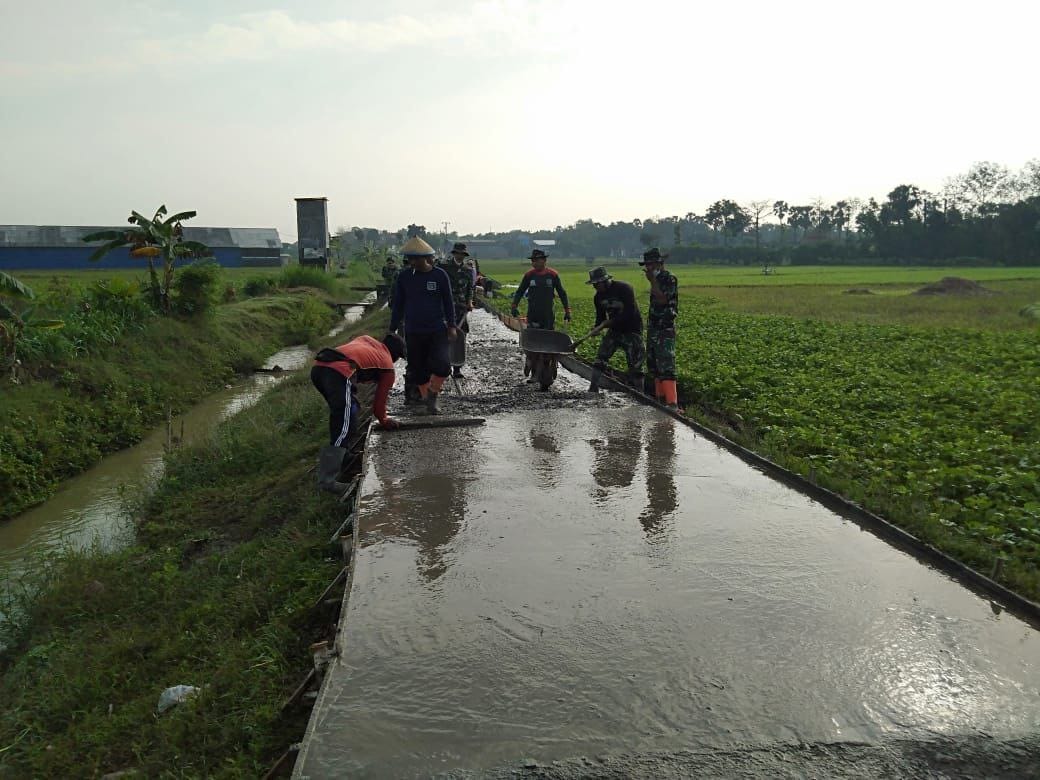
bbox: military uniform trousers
[646,321,676,380]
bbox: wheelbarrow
[448,313,468,394]
[518,321,610,392]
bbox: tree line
[335,160,1040,266]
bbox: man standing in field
[390,236,458,415]
[510,249,572,329]
[380,255,399,300]
[441,242,476,378]
[640,247,680,409]
[587,266,644,392]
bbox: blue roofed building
[0,225,284,270]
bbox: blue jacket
[389,266,456,334]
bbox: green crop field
[497,261,1040,599]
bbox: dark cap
[639,247,668,265]
[450,242,469,256]
[586,266,612,285]
[528,249,549,260]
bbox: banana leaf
[0,271,34,300]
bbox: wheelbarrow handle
[569,319,610,350]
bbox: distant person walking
[310,333,406,492]
[380,256,399,299]
[510,249,572,330]
[640,248,680,409]
[586,266,644,392]
[390,236,458,415]
[441,242,476,378]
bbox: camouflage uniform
[646,268,678,380]
[439,259,474,329]
[380,262,399,300]
[592,279,644,381]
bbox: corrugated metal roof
[0,225,281,248]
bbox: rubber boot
[425,390,440,415]
[425,375,445,415]
[317,445,350,493]
[588,367,602,393]
[661,379,679,410]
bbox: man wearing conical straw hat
[389,236,459,415]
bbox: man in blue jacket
[390,236,458,415]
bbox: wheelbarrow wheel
[533,354,556,391]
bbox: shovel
[568,320,610,351]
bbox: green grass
[478,258,1040,287]
[0,292,340,521]
[0,383,346,776]
[0,311,387,776]
[490,262,1040,332]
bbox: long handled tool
[569,320,610,351]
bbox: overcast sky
[1,0,1037,239]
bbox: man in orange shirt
[310,332,406,492]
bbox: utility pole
[442,220,450,248]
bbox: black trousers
[310,366,361,446]
[404,330,450,387]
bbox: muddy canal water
[297,310,1039,778]
[0,304,368,598]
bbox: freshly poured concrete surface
[296,311,1040,778]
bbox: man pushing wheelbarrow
[511,249,572,391]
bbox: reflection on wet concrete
[297,335,1040,780]
[640,417,677,542]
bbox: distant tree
[745,200,772,265]
[772,200,790,244]
[704,200,750,247]
[1015,158,1040,198]
[406,224,427,238]
[788,205,813,241]
[944,161,1014,215]
[829,201,851,241]
[639,230,661,248]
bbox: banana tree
[0,271,64,379]
[83,205,211,313]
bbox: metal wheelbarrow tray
[518,327,574,354]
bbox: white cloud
[0,1,587,80]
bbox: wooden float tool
[382,417,485,431]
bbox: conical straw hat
[401,236,435,256]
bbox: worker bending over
[311,333,406,492]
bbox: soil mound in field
[913,277,993,296]
[843,287,874,295]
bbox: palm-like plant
[0,271,64,379]
[83,205,211,313]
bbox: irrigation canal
[0,303,371,617]
[295,309,1039,778]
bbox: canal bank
[295,309,1040,777]
[0,305,380,777]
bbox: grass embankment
[0,291,336,521]
[0,309,389,777]
[493,260,1040,601]
[1,262,378,521]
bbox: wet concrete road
[296,310,1040,778]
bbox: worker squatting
[309,238,679,492]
